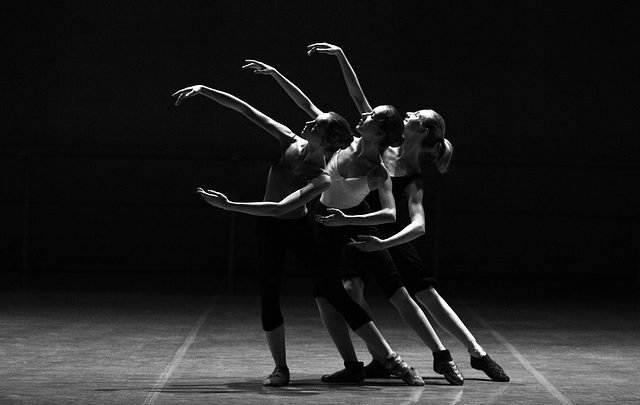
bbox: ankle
[344,360,363,370]
[468,342,486,358]
[432,349,453,363]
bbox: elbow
[383,208,396,224]
[416,223,426,236]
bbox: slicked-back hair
[375,105,405,149]
[321,112,354,154]
[419,110,452,173]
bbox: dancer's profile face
[404,110,444,151]
[403,110,429,140]
[355,105,389,138]
[301,112,331,145]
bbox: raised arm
[242,60,323,119]
[316,166,396,227]
[349,182,426,252]
[197,173,331,217]
[172,85,295,145]
[307,42,373,114]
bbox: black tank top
[365,173,423,237]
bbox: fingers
[307,42,334,56]
[356,235,374,241]
[195,187,223,197]
[173,88,197,106]
[242,62,261,69]
[206,189,226,198]
[242,63,268,75]
[314,215,332,225]
[307,42,330,49]
[242,60,270,72]
[171,86,192,97]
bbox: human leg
[311,212,423,386]
[256,217,290,386]
[359,245,463,385]
[389,287,446,352]
[416,287,509,382]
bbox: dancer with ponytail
[308,41,510,384]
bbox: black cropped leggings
[255,214,371,332]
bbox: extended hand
[307,42,342,56]
[314,208,349,227]
[196,187,230,208]
[242,59,277,75]
[347,235,385,252]
[172,85,203,106]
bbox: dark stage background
[2,1,638,294]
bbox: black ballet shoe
[433,349,464,386]
[321,361,365,384]
[471,354,510,382]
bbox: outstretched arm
[307,42,373,114]
[243,60,323,119]
[349,182,426,252]
[172,85,295,145]
[316,167,396,227]
[197,174,331,217]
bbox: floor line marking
[461,301,573,405]
[143,299,216,405]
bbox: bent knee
[342,277,365,300]
[389,287,413,307]
[416,286,439,303]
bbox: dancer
[173,62,423,386]
[307,41,510,383]
[311,101,462,386]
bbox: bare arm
[349,183,426,252]
[243,60,323,119]
[307,42,373,114]
[197,174,331,217]
[172,85,295,145]
[316,167,396,227]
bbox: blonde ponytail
[434,138,453,173]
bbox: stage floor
[1,287,638,404]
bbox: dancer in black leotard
[308,42,510,383]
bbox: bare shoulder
[283,135,306,154]
[368,163,390,190]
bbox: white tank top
[320,150,377,209]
